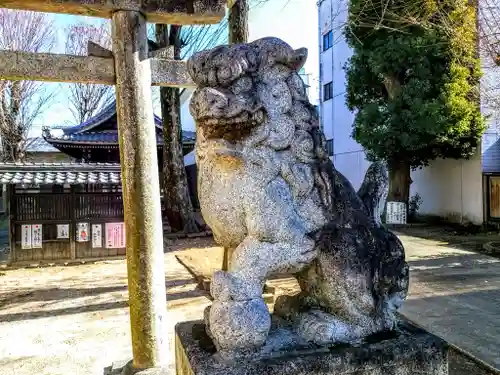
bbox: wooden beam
[111,9,168,369]
[87,41,113,58]
[0,0,226,24]
[149,46,173,59]
[0,50,115,85]
[151,58,195,87]
[0,50,195,87]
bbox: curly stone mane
[188,37,337,226]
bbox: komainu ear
[291,48,308,72]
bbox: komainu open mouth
[197,109,266,142]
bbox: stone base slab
[175,319,449,375]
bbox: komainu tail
[357,161,389,227]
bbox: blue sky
[34,0,318,133]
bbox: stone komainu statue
[187,37,409,358]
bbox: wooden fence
[10,189,125,262]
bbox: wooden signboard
[92,224,103,248]
[31,224,43,248]
[386,201,407,225]
[21,224,31,250]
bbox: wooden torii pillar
[0,0,225,371]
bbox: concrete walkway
[396,232,500,371]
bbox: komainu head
[187,37,320,148]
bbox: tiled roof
[66,101,118,134]
[0,162,121,185]
[25,137,60,153]
[181,130,196,142]
[52,100,164,135]
[43,129,196,146]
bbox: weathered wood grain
[0,50,115,85]
[0,0,226,24]
[151,58,195,87]
[112,10,168,369]
[0,50,195,87]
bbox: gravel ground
[0,236,496,375]
[0,237,213,375]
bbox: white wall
[334,151,371,190]
[410,152,483,225]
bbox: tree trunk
[159,85,198,233]
[228,0,249,44]
[156,24,199,233]
[387,159,411,206]
[2,140,24,162]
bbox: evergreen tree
[344,0,485,205]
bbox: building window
[326,139,334,156]
[323,30,333,51]
[323,82,333,101]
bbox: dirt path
[0,233,497,375]
[0,238,214,375]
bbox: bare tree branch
[0,9,57,162]
[65,20,115,124]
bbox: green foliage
[344,0,485,168]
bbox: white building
[318,0,367,188]
[317,0,500,225]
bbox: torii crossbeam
[0,0,227,372]
[0,0,225,23]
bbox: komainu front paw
[209,298,271,353]
[297,310,362,345]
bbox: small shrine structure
[1,162,124,263]
[1,101,197,264]
[0,0,226,370]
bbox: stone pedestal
[175,319,448,375]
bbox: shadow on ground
[0,276,203,323]
[395,224,500,259]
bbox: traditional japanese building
[0,101,198,264]
[42,100,196,163]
